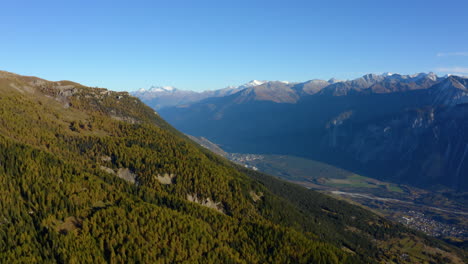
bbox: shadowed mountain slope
[158,74,468,191]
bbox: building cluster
[227,153,264,171]
[397,210,466,239]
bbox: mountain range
[1,70,466,263]
[133,80,271,110]
[136,73,468,192]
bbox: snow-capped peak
[147,86,177,92]
[245,80,266,87]
[426,72,438,81]
[407,72,439,81]
[409,72,426,78]
[133,85,178,95]
[382,72,394,76]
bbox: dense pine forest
[0,71,466,263]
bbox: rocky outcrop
[99,166,138,184]
[99,166,115,175]
[187,194,224,213]
[156,173,175,185]
[249,191,264,202]
[117,168,137,184]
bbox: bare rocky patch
[249,191,264,202]
[56,216,81,235]
[99,166,137,184]
[187,194,224,213]
[156,173,176,185]
[110,114,139,124]
[101,155,112,162]
[99,166,115,175]
[117,168,137,184]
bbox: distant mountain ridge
[133,72,447,108]
[132,80,272,109]
[148,73,468,192]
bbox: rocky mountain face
[322,93,468,189]
[152,73,468,191]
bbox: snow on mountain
[236,80,266,89]
[134,86,177,95]
[426,72,438,81]
[431,76,468,106]
[248,80,266,86]
[147,86,177,92]
[132,73,462,108]
[405,72,438,81]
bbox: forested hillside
[0,71,465,263]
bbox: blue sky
[1,0,467,91]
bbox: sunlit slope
[0,71,465,263]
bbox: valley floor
[226,152,468,245]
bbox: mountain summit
[143,85,177,93]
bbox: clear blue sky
[1,0,467,91]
